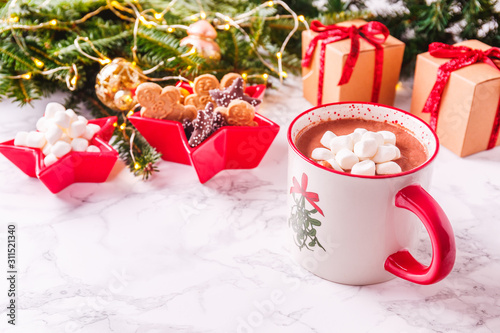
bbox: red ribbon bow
[422,42,500,150]
[302,20,390,105]
[290,173,324,216]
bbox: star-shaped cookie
[209,77,261,108]
[188,102,226,147]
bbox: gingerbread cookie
[220,73,246,90]
[184,74,219,110]
[188,102,226,147]
[136,82,197,121]
[209,77,261,108]
[216,100,258,127]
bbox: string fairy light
[73,35,191,85]
[123,0,189,62]
[213,0,303,82]
[1,0,104,90]
[7,64,79,91]
[74,36,111,65]
[0,1,109,33]
[2,0,306,92]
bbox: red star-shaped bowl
[0,116,118,193]
[129,84,279,183]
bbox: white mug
[287,102,456,285]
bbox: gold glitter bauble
[114,90,134,111]
[95,58,144,111]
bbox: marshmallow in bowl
[71,138,90,152]
[309,127,403,175]
[311,147,335,161]
[353,138,378,158]
[51,141,72,158]
[68,120,87,138]
[361,131,384,146]
[53,110,72,128]
[45,124,63,145]
[83,124,101,141]
[13,102,101,167]
[330,135,353,154]
[86,145,101,153]
[43,153,59,167]
[26,131,46,148]
[376,161,402,175]
[372,144,399,163]
[44,102,66,118]
[335,148,359,170]
[14,131,29,147]
[351,160,376,176]
[378,130,397,145]
[320,131,336,147]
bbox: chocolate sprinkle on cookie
[209,77,261,108]
[182,118,194,139]
[188,102,227,147]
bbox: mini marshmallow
[53,110,71,128]
[71,138,89,152]
[36,117,49,132]
[26,131,47,148]
[43,153,59,167]
[320,131,336,148]
[44,102,65,118]
[324,158,344,172]
[378,130,397,145]
[330,135,353,154]
[354,128,368,136]
[42,143,52,156]
[394,146,401,159]
[351,160,376,176]
[372,144,399,163]
[83,123,101,140]
[45,124,63,145]
[14,131,29,146]
[353,138,378,158]
[376,161,402,175]
[65,109,78,122]
[86,145,101,153]
[60,133,71,143]
[77,115,88,125]
[311,147,335,161]
[335,148,359,170]
[51,140,72,158]
[68,120,86,139]
[349,131,363,144]
[362,131,384,146]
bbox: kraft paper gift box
[301,19,405,106]
[410,40,500,157]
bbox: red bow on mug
[302,20,389,105]
[422,42,500,150]
[290,173,324,216]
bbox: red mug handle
[384,184,456,285]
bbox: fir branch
[56,30,132,58]
[111,124,162,180]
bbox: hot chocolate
[295,118,428,175]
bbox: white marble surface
[0,77,499,333]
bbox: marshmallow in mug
[311,128,402,176]
[14,102,101,167]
